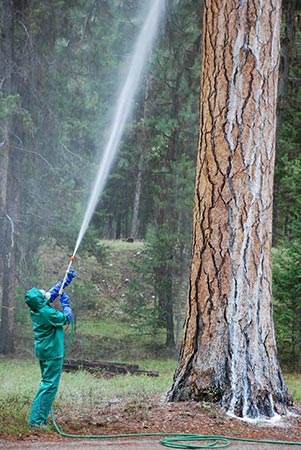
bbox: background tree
[93,0,202,349]
[272,0,301,371]
[1,0,300,363]
[0,0,146,354]
[0,0,16,354]
[168,0,292,418]
[274,0,300,242]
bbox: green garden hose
[51,316,301,448]
[51,412,301,449]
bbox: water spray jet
[59,0,166,283]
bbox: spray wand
[59,255,76,295]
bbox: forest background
[0,0,301,372]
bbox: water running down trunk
[168,0,292,419]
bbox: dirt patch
[2,396,301,444]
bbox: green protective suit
[24,287,72,426]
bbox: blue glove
[65,269,77,286]
[47,269,77,302]
[60,292,72,323]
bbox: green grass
[57,358,177,406]
[284,373,301,402]
[78,318,135,338]
[77,318,166,344]
[7,243,301,435]
[101,239,145,252]
[0,357,176,435]
[0,359,40,433]
[0,358,177,407]
[1,357,301,436]
[70,318,168,360]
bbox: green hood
[24,287,48,312]
[25,286,68,361]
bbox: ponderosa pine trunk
[168,0,292,418]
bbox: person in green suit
[24,269,76,428]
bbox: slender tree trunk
[277,0,296,114]
[298,307,301,372]
[155,192,175,349]
[130,154,143,240]
[0,130,16,355]
[273,0,297,244]
[0,210,16,355]
[154,68,183,349]
[0,0,15,354]
[115,213,121,239]
[130,73,153,240]
[168,0,292,418]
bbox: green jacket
[24,287,69,360]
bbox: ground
[2,396,301,444]
[9,243,301,445]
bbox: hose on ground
[51,411,301,449]
[51,304,301,448]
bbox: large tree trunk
[168,0,292,418]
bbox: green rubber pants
[29,357,63,425]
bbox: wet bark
[168,0,292,418]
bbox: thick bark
[168,0,292,418]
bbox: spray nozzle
[59,255,75,295]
